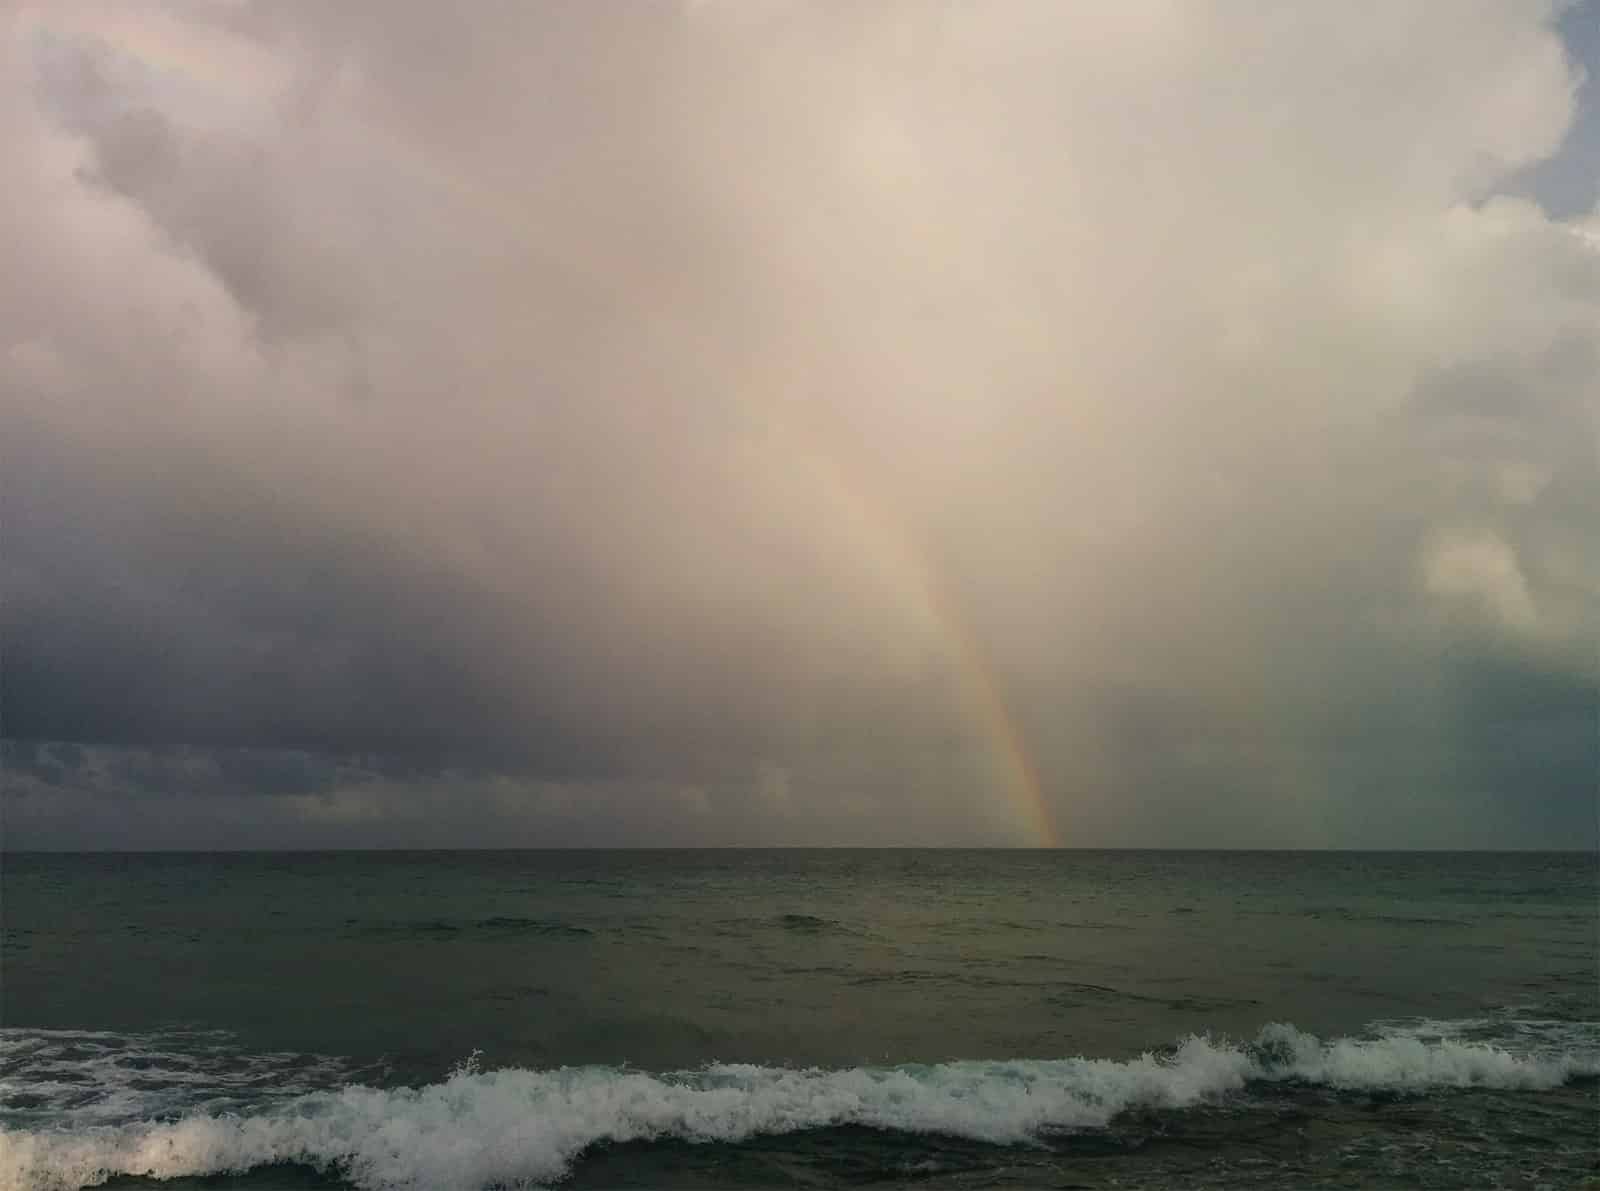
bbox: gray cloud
[2,0,1596,848]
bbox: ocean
[1,849,1595,1189]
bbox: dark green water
[3,850,1596,1188]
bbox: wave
[345,917,592,940]
[4,1023,1595,1191]
[1297,908,1472,928]
[774,913,839,932]
[0,1030,357,1133]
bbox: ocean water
[1,849,1595,1190]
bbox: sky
[1,0,1596,850]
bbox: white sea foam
[2,1024,1595,1191]
[0,1029,355,1130]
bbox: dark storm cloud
[2,1,1596,848]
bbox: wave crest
[5,1023,1595,1191]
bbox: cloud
[1424,529,1541,635]
[2,1,1596,848]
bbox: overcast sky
[2,0,1596,849]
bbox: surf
[5,1022,1596,1191]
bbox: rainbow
[13,7,1062,846]
[792,438,1061,847]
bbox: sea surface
[1,849,1596,1190]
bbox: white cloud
[1423,529,1542,634]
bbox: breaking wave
[3,1023,1595,1191]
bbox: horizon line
[2,845,1594,856]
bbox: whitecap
[3,1022,1595,1191]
